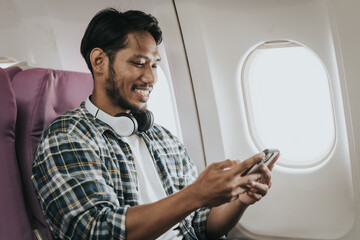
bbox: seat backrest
[12,68,93,239]
[5,66,22,80]
[0,68,34,240]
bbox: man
[32,8,276,240]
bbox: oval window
[242,41,335,168]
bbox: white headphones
[85,96,154,137]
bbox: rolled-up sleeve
[191,207,211,239]
[32,130,129,240]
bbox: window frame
[241,40,337,168]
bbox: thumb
[214,159,238,170]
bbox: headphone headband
[85,96,153,137]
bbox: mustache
[132,83,153,90]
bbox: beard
[105,64,148,112]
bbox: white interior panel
[175,0,357,239]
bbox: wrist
[238,196,252,209]
[183,182,206,209]
[239,200,250,209]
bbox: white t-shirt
[122,135,182,240]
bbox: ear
[90,48,108,75]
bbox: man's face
[105,31,160,112]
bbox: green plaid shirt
[32,102,212,240]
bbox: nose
[141,65,157,85]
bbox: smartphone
[241,149,280,176]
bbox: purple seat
[12,68,93,239]
[5,66,22,80]
[0,68,34,239]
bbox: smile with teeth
[135,89,151,97]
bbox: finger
[233,186,247,196]
[230,195,239,202]
[230,185,250,201]
[230,152,265,176]
[236,173,262,188]
[259,164,272,186]
[249,181,269,196]
[212,159,237,170]
[234,159,242,165]
[247,191,263,201]
[267,153,280,171]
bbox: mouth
[135,88,151,97]
[134,84,153,100]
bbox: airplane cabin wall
[327,0,360,237]
[174,0,359,239]
[0,0,62,68]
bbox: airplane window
[147,67,182,139]
[241,41,335,168]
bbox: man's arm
[125,155,266,240]
[205,156,277,239]
[125,183,199,239]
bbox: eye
[132,61,145,67]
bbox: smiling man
[32,8,275,240]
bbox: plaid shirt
[32,102,212,240]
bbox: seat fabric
[0,67,34,240]
[12,68,93,239]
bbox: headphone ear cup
[132,110,154,132]
[114,113,138,136]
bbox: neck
[91,90,130,116]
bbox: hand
[238,165,271,206]
[238,153,279,206]
[191,153,265,208]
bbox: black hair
[80,8,162,74]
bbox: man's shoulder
[43,106,93,137]
[146,123,184,147]
[147,123,176,139]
